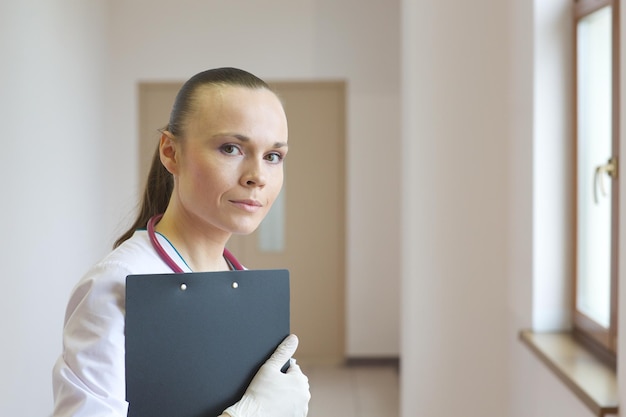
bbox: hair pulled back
[114,67,272,248]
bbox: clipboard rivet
[232,282,239,289]
[180,283,188,291]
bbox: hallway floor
[303,364,399,417]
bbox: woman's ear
[159,131,179,175]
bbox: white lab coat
[51,230,192,417]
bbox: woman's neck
[154,209,232,272]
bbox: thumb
[265,334,299,369]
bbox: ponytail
[113,139,173,248]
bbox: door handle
[594,156,618,204]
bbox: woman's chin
[229,223,262,236]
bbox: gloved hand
[222,334,310,417]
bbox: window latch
[593,156,618,204]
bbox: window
[573,0,620,365]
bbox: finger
[265,334,299,369]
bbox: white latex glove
[222,334,310,417]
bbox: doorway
[138,80,347,364]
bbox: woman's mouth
[230,199,263,213]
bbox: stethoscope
[147,214,244,272]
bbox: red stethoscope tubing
[147,214,244,272]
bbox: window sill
[519,330,618,416]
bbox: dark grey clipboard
[125,269,290,417]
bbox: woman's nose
[240,159,267,188]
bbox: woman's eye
[221,144,241,155]
[265,152,283,164]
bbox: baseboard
[345,356,400,371]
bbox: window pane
[576,6,613,328]
[258,188,286,252]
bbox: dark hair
[114,67,272,248]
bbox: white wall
[401,0,511,415]
[532,0,574,332]
[0,1,110,416]
[104,0,402,358]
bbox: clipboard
[125,269,290,417]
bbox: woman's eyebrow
[212,132,248,141]
[213,133,288,148]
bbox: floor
[302,364,399,417]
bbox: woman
[51,68,310,417]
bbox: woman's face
[163,85,288,236]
